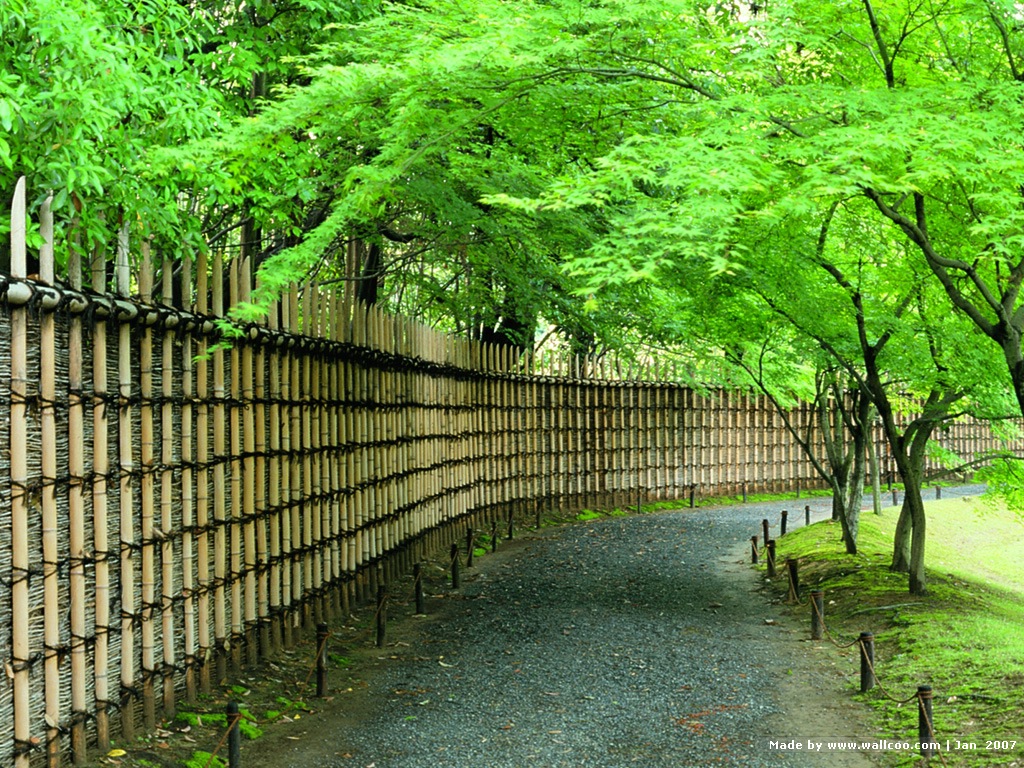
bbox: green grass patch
[769,497,1024,766]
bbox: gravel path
[253,489,983,767]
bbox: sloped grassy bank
[766,496,1024,767]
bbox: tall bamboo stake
[328,293,342,615]
[279,290,294,647]
[267,299,283,648]
[39,195,62,768]
[90,226,112,752]
[306,287,322,622]
[160,252,177,717]
[301,286,316,625]
[116,219,137,740]
[195,251,212,692]
[68,209,88,765]
[211,251,228,681]
[138,240,157,731]
[180,252,197,702]
[240,256,258,665]
[254,282,270,655]
[10,176,31,768]
[318,293,333,615]
[34,193,62,768]
[228,259,242,670]
[289,288,303,629]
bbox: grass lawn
[768,494,1024,767]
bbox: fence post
[766,540,776,577]
[859,632,875,693]
[466,526,475,568]
[316,623,328,697]
[762,519,770,550]
[414,562,426,615]
[918,686,934,758]
[450,543,460,589]
[804,505,810,527]
[750,535,759,564]
[226,701,242,768]
[786,558,799,602]
[780,510,788,536]
[810,590,824,640]
[376,584,387,649]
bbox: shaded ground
[231,496,878,768]
[105,488,999,768]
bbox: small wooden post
[226,702,242,768]
[810,590,824,641]
[761,519,769,549]
[750,535,759,564]
[918,686,934,757]
[786,558,799,602]
[780,510,788,536]
[316,623,329,697]
[376,583,387,649]
[766,539,776,577]
[466,527,475,568]
[450,543,460,589]
[413,563,425,616]
[859,632,875,693]
[804,505,810,527]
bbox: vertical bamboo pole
[279,291,295,647]
[228,259,243,670]
[268,299,283,649]
[180,252,197,702]
[39,195,62,768]
[90,225,112,752]
[138,239,157,731]
[68,209,89,765]
[10,177,31,768]
[211,251,228,682]
[160,252,177,717]
[195,252,212,693]
[305,286,322,623]
[289,287,303,637]
[116,219,137,740]
[328,293,342,616]
[240,258,258,665]
[254,281,270,656]
[318,293,333,615]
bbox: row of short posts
[809,591,935,757]
[758,509,936,760]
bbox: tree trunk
[867,420,883,515]
[904,472,928,595]
[840,438,866,555]
[890,498,912,573]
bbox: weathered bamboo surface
[0,178,1020,766]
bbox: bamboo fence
[0,180,1019,767]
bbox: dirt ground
[89,515,879,768]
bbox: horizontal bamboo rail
[0,178,1020,766]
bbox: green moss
[184,752,225,768]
